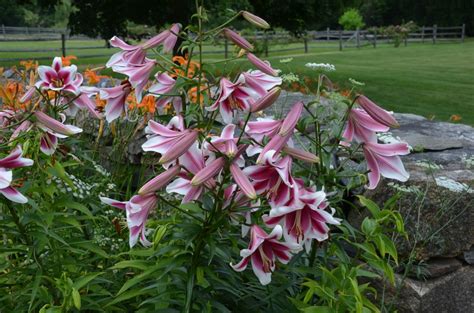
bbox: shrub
[339,8,365,30]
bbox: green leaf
[73,272,103,290]
[357,196,380,218]
[301,306,332,313]
[73,242,109,258]
[111,260,152,271]
[361,218,377,236]
[381,234,398,264]
[153,224,167,249]
[72,288,81,310]
[196,266,210,288]
[28,269,42,313]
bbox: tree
[338,8,365,30]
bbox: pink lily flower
[207,77,256,124]
[0,110,14,128]
[141,116,198,164]
[70,86,103,119]
[34,111,82,136]
[106,25,180,69]
[282,146,319,163]
[34,111,82,155]
[99,81,132,123]
[191,157,226,186]
[246,117,283,144]
[357,95,399,128]
[264,180,340,252]
[250,87,281,113]
[230,225,296,285]
[256,101,303,163]
[242,70,282,98]
[166,144,215,203]
[148,72,177,108]
[138,165,181,195]
[247,53,278,77]
[363,142,410,189]
[206,124,239,157]
[222,28,254,51]
[36,57,83,95]
[115,58,156,103]
[163,23,181,53]
[341,108,389,145]
[244,150,296,208]
[100,194,158,247]
[0,146,33,203]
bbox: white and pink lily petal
[36,57,83,94]
[207,77,256,124]
[0,146,33,204]
[230,225,297,285]
[341,108,389,145]
[100,81,132,123]
[242,70,282,97]
[363,142,410,189]
[100,194,158,247]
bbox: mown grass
[1,39,473,124]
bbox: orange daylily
[61,55,77,66]
[188,85,208,106]
[0,81,28,110]
[171,55,200,79]
[450,114,462,122]
[84,69,109,85]
[19,60,38,71]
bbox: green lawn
[1,39,473,124]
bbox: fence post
[356,28,360,48]
[339,30,342,51]
[264,33,268,57]
[432,24,437,44]
[25,26,29,35]
[421,26,425,43]
[304,37,308,53]
[224,37,228,58]
[1,24,5,35]
[373,32,377,48]
[461,24,465,42]
[326,27,330,41]
[61,33,66,57]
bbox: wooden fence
[0,24,467,62]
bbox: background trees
[1,0,473,37]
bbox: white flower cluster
[93,229,125,251]
[279,57,294,64]
[92,161,111,177]
[387,182,422,195]
[435,176,473,193]
[461,154,474,168]
[305,62,336,72]
[47,173,94,199]
[414,160,444,170]
[281,73,300,83]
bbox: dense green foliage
[338,8,365,30]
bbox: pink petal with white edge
[99,196,127,210]
[0,186,28,203]
[0,169,12,189]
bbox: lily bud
[34,111,82,136]
[279,101,303,136]
[230,162,257,199]
[356,95,399,128]
[247,53,278,77]
[222,28,254,51]
[159,130,198,164]
[138,165,181,195]
[283,146,319,163]
[242,11,270,29]
[191,157,226,186]
[251,87,281,112]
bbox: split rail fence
[0,24,467,63]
